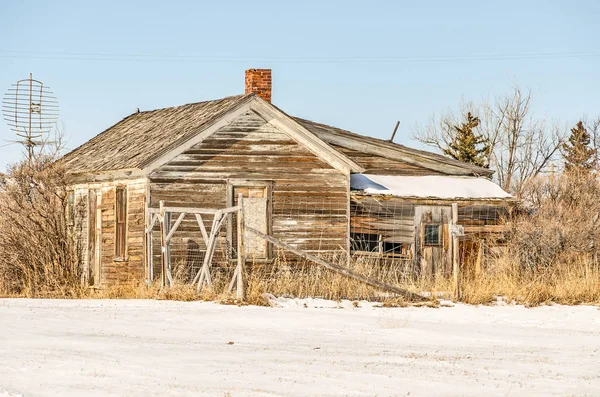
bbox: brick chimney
[245,69,272,102]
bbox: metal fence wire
[147,195,508,286]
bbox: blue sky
[1,0,599,171]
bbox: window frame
[350,232,381,254]
[114,185,128,260]
[66,190,75,227]
[423,223,442,247]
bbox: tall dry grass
[1,157,599,307]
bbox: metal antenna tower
[2,73,60,163]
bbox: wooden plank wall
[350,196,415,245]
[72,179,147,286]
[149,110,349,269]
[332,146,445,175]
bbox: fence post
[146,213,153,285]
[159,200,172,288]
[452,203,461,301]
[236,194,245,300]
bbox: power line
[1,50,599,64]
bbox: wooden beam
[195,210,227,290]
[145,213,159,234]
[244,226,426,301]
[236,194,245,300]
[228,267,239,294]
[146,212,157,284]
[165,212,186,243]
[159,201,173,287]
[194,213,209,243]
[160,206,239,215]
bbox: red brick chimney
[245,69,272,102]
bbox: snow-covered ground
[0,298,599,397]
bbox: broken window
[382,241,404,255]
[350,233,380,253]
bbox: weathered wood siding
[71,179,147,286]
[350,196,415,245]
[149,110,349,268]
[414,205,452,278]
[333,146,444,176]
[350,194,510,280]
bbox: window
[382,241,404,255]
[350,233,380,253]
[424,224,441,246]
[66,191,75,226]
[115,186,127,259]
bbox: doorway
[228,181,272,260]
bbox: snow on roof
[350,174,512,200]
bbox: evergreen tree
[443,112,490,168]
[562,121,597,172]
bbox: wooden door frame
[414,205,452,278]
[88,189,103,287]
[226,179,273,261]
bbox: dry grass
[457,256,600,306]
[2,252,599,307]
[1,161,599,307]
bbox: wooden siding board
[149,110,349,268]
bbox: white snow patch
[351,174,512,200]
[0,389,23,397]
[0,298,599,396]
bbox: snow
[1,299,599,396]
[350,174,512,200]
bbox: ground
[0,298,599,397]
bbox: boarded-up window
[66,191,75,226]
[115,186,127,258]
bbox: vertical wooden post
[95,207,102,286]
[146,215,153,285]
[452,203,461,301]
[159,200,172,288]
[236,194,245,300]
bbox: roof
[295,118,493,177]
[350,174,512,200]
[61,94,254,174]
[62,93,493,177]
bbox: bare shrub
[509,171,600,271]
[0,156,82,296]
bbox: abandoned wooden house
[61,69,512,287]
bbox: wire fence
[147,195,509,287]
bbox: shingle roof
[62,93,491,177]
[61,94,253,174]
[294,117,493,176]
